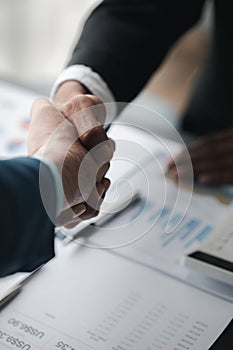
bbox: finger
[86,94,106,124]
[61,94,106,124]
[79,178,110,221]
[56,203,86,227]
[198,171,233,185]
[72,203,87,215]
[76,141,113,198]
[78,207,99,222]
[66,178,110,226]
[63,203,88,229]
[167,158,175,169]
[56,203,86,226]
[60,95,115,168]
[85,179,109,212]
[168,139,233,173]
[189,133,233,160]
[169,129,233,169]
[29,98,67,155]
[101,177,111,192]
[30,98,51,116]
[30,98,65,126]
[88,138,115,167]
[204,128,233,142]
[167,147,192,168]
[191,156,233,175]
[169,155,233,182]
[65,221,82,229]
[63,215,84,230]
[80,125,109,151]
[97,162,110,183]
[60,95,107,148]
[167,165,194,184]
[167,153,191,174]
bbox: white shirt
[50,64,117,126]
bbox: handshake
[28,82,115,228]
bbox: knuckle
[80,127,107,149]
[31,98,50,116]
[90,126,107,140]
[71,94,84,105]
[60,102,73,117]
[78,95,93,108]
[62,95,93,117]
[90,95,103,105]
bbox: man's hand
[54,81,108,149]
[167,128,233,185]
[54,81,88,106]
[54,80,114,219]
[28,99,113,228]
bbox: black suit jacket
[69,0,233,135]
[0,157,55,277]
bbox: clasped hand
[28,95,114,228]
[168,128,233,186]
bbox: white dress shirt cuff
[50,64,117,126]
[33,156,63,217]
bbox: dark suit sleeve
[69,0,205,102]
[0,157,56,277]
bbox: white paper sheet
[0,246,232,350]
[63,124,233,301]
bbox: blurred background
[0,0,213,177]
[0,0,212,118]
[0,0,100,94]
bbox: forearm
[67,0,205,102]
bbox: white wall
[0,0,100,91]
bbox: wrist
[54,80,89,107]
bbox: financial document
[64,124,233,301]
[0,246,232,350]
[0,80,38,158]
[0,84,232,349]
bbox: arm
[168,128,233,186]
[0,157,55,277]
[0,99,114,277]
[59,0,205,102]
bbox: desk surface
[0,81,232,350]
[0,245,232,350]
